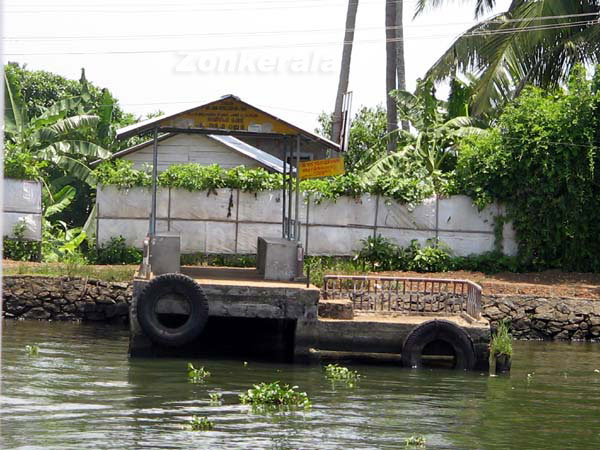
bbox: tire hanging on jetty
[136,273,209,346]
[401,320,476,370]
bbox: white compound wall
[3,178,42,241]
[96,185,518,257]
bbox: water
[2,320,600,449]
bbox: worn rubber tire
[401,320,476,370]
[137,273,209,346]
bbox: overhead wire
[4,0,412,14]
[466,20,599,37]
[5,19,599,57]
[3,23,478,42]
[4,12,599,43]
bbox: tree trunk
[385,0,398,152]
[332,0,360,143]
[395,0,409,131]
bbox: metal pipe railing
[322,275,482,320]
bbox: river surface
[1,320,600,449]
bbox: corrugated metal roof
[207,135,292,174]
[96,132,294,174]
[115,94,340,152]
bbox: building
[109,94,340,173]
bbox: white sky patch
[3,0,511,130]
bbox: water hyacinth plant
[208,392,223,403]
[189,416,214,431]
[324,364,361,386]
[187,363,211,383]
[405,435,427,448]
[25,344,39,356]
[239,381,311,409]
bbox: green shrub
[94,159,151,188]
[92,236,142,265]
[239,381,311,409]
[353,237,454,273]
[4,221,41,262]
[304,256,364,287]
[181,253,256,268]
[407,240,453,273]
[4,144,45,180]
[450,251,520,274]
[355,235,399,271]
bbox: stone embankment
[3,276,600,341]
[483,295,600,341]
[3,276,131,323]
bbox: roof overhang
[116,95,340,152]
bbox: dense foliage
[363,79,485,194]
[354,234,519,274]
[317,106,389,173]
[90,236,143,265]
[5,63,128,125]
[455,66,600,271]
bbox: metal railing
[322,275,482,320]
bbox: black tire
[137,273,209,346]
[401,320,476,370]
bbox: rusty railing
[322,275,482,320]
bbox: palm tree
[332,0,360,143]
[396,0,410,131]
[385,0,398,151]
[4,70,111,185]
[415,0,600,115]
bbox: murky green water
[1,320,600,449]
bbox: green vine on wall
[92,160,435,205]
[493,215,505,254]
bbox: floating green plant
[187,363,210,383]
[405,435,427,448]
[324,364,360,386]
[208,392,223,403]
[189,416,214,431]
[25,344,39,356]
[239,381,311,409]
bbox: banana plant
[4,70,112,185]
[41,185,87,262]
[364,79,486,190]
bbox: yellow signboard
[299,158,345,180]
[163,97,297,134]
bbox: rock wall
[2,276,131,323]
[483,295,600,341]
[3,276,600,342]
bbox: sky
[3,0,511,132]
